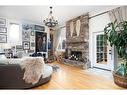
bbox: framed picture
[0,18,6,26]
[22,30,30,41]
[36,32,47,52]
[34,25,45,31]
[22,41,30,50]
[30,36,35,42]
[31,42,35,47]
[0,27,7,33]
[0,34,7,43]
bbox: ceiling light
[43,6,58,28]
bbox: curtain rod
[62,6,121,27]
[89,6,121,19]
[89,11,109,19]
[61,11,109,27]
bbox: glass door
[93,32,113,70]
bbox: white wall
[0,17,45,52]
[89,6,118,68]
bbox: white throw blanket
[20,57,45,84]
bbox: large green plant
[104,20,127,76]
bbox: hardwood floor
[34,62,124,89]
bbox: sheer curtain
[109,6,127,23]
[53,28,61,52]
[57,27,66,51]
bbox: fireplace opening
[69,51,83,61]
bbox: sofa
[0,63,52,89]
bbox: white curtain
[53,28,62,52]
[109,6,127,23]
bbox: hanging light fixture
[43,6,58,28]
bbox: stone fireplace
[62,13,90,69]
[67,42,89,62]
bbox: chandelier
[43,6,58,28]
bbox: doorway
[93,31,113,70]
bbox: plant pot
[113,71,127,88]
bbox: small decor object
[0,18,6,26]
[31,31,35,36]
[76,20,81,36]
[0,34,7,43]
[43,6,58,28]
[62,40,66,49]
[104,20,127,88]
[0,27,7,33]
[70,21,74,37]
[23,41,30,50]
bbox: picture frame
[0,34,7,43]
[22,41,30,50]
[36,32,47,52]
[34,25,45,31]
[31,42,35,47]
[0,27,7,33]
[0,18,6,26]
[22,30,30,41]
[30,36,35,42]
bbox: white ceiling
[0,6,116,26]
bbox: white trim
[92,31,113,70]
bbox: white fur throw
[20,57,45,84]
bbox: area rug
[48,64,60,72]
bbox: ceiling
[0,6,117,26]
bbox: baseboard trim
[93,66,111,71]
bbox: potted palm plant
[104,20,127,88]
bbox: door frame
[92,31,114,71]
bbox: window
[9,23,20,43]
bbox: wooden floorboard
[33,62,124,89]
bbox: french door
[93,31,113,70]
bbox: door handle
[109,50,112,54]
[109,49,112,60]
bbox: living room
[0,4,127,91]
